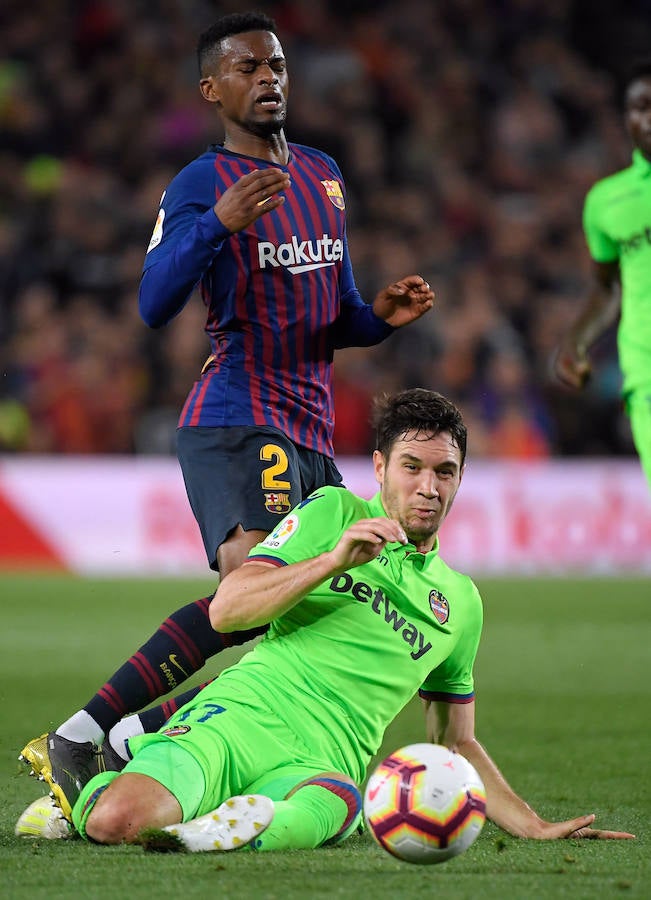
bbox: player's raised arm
[210,517,407,632]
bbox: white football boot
[15,795,74,840]
[161,794,274,852]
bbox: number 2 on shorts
[260,443,291,490]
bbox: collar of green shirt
[632,148,651,177]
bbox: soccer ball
[363,743,486,864]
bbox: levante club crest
[321,179,345,210]
[429,589,450,624]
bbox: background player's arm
[210,517,407,631]
[554,260,621,389]
[423,698,634,840]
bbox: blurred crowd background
[1,0,650,459]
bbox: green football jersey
[202,486,483,784]
[583,149,651,392]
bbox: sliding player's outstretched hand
[536,813,635,841]
[214,168,291,233]
[372,275,435,328]
[329,518,407,571]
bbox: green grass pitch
[1,574,649,899]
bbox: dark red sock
[83,596,265,733]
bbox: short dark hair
[372,388,467,465]
[197,12,278,76]
[620,58,651,108]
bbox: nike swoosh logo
[367,774,391,803]
[169,654,189,677]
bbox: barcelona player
[20,11,434,811]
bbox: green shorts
[124,694,344,821]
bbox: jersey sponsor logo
[162,725,191,736]
[429,589,449,624]
[321,179,345,210]
[257,234,344,274]
[261,513,299,548]
[146,206,165,253]
[329,572,433,660]
[618,225,651,255]
[264,491,292,513]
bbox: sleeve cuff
[418,689,475,704]
[197,208,232,245]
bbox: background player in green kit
[65,389,634,851]
[555,59,651,489]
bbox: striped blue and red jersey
[139,142,394,458]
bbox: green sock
[72,771,121,840]
[252,784,349,851]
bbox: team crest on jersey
[162,725,191,737]
[261,513,299,549]
[321,179,345,210]
[147,206,165,253]
[264,492,291,514]
[429,589,449,624]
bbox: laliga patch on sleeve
[261,513,300,549]
[147,205,165,253]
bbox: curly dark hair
[372,388,467,464]
[197,12,278,75]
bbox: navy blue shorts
[177,425,344,570]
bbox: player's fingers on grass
[570,827,636,840]
[543,813,595,838]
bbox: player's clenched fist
[214,168,291,233]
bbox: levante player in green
[24,389,631,851]
[555,59,651,489]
